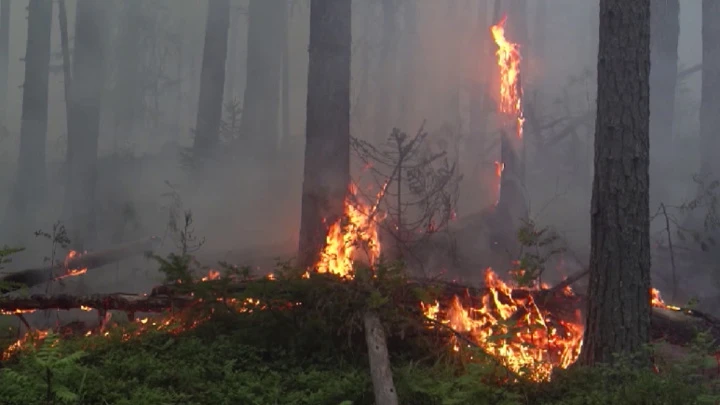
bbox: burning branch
[0,237,159,292]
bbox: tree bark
[580,0,651,366]
[649,0,679,204]
[65,0,109,250]
[238,0,286,160]
[700,1,720,178]
[297,0,352,270]
[372,0,399,141]
[58,0,72,139]
[0,0,10,129]
[364,311,399,405]
[6,0,52,239]
[192,0,230,160]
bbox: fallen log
[1,282,718,347]
[0,237,159,292]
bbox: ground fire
[0,184,696,383]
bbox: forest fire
[315,183,386,277]
[0,207,694,384]
[491,15,524,140]
[422,268,584,381]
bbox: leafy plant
[0,332,88,404]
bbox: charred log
[0,237,158,292]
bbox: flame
[422,268,584,381]
[490,15,524,139]
[56,250,88,279]
[315,183,386,277]
[493,160,505,205]
[201,269,221,282]
[651,288,681,311]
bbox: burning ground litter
[0,185,696,384]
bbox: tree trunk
[372,0,398,141]
[238,0,286,160]
[65,0,109,250]
[192,0,230,160]
[297,0,352,270]
[700,1,720,178]
[0,0,10,129]
[580,0,651,366]
[280,6,290,148]
[649,0,679,205]
[6,0,52,239]
[469,0,489,143]
[112,0,144,144]
[364,311,399,405]
[224,4,239,104]
[58,0,72,139]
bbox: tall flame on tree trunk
[491,15,524,140]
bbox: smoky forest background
[0,0,718,404]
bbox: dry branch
[364,311,399,405]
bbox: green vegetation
[0,307,718,404]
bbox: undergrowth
[0,302,718,404]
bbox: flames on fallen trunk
[1,185,705,384]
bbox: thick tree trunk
[373,0,398,141]
[238,0,286,160]
[700,1,720,178]
[65,0,109,250]
[649,0,679,205]
[297,0,352,270]
[0,0,10,129]
[112,0,144,144]
[192,0,230,160]
[580,0,651,366]
[6,0,52,238]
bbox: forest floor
[0,307,718,405]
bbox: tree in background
[6,0,52,241]
[192,0,230,161]
[700,1,720,180]
[297,0,352,270]
[0,0,10,131]
[581,0,651,366]
[65,0,109,250]
[238,0,286,160]
[649,0,679,205]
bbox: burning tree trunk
[700,1,720,179]
[649,0,679,205]
[238,0,286,159]
[192,0,230,161]
[5,0,53,240]
[64,0,109,250]
[0,0,10,129]
[581,0,651,366]
[297,0,352,270]
[112,0,144,144]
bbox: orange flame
[56,250,88,279]
[422,268,583,381]
[651,288,681,311]
[315,183,386,277]
[491,15,524,139]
